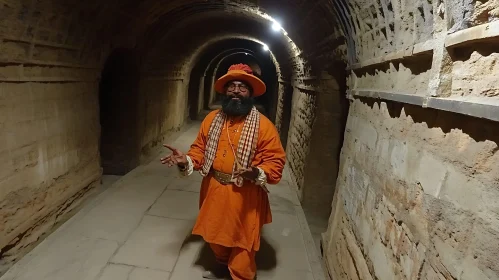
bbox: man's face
[221,80,254,116]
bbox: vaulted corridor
[1,1,499,279]
[1,123,323,280]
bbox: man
[161,63,286,280]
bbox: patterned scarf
[199,107,260,187]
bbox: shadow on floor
[182,234,277,271]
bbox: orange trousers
[209,243,257,280]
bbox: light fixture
[271,22,281,31]
[262,44,269,51]
[270,20,288,36]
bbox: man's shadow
[182,234,277,271]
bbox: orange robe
[186,109,286,252]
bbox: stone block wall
[0,4,192,273]
[301,77,346,217]
[323,99,499,280]
[274,83,286,132]
[0,72,102,273]
[0,2,110,272]
[274,82,293,149]
[137,77,188,159]
[0,54,190,277]
[307,1,499,279]
[285,88,316,199]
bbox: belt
[210,169,270,193]
[211,169,234,185]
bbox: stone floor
[303,210,329,256]
[0,123,326,280]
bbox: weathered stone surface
[470,0,499,26]
[348,63,431,95]
[0,76,102,275]
[285,89,316,199]
[138,79,188,160]
[452,51,499,98]
[324,99,499,280]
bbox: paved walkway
[1,123,325,280]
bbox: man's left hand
[234,167,259,181]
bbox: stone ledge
[2,36,81,51]
[347,40,435,70]
[445,21,499,48]
[347,89,499,122]
[0,59,100,69]
[0,77,98,82]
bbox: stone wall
[0,2,110,273]
[302,76,346,217]
[274,82,293,148]
[285,88,316,198]
[0,59,191,277]
[0,7,192,274]
[322,1,499,277]
[137,77,188,160]
[323,99,499,280]
[0,75,102,274]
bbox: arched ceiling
[186,38,274,79]
[215,52,263,76]
[73,0,346,76]
[139,13,299,77]
[0,0,349,75]
[202,47,261,76]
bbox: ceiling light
[262,44,269,51]
[272,22,282,31]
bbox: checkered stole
[199,107,260,187]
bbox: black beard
[221,95,254,116]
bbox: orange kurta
[186,109,286,252]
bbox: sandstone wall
[323,0,499,277]
[285,88,316,199]
[274,82,293,149]
[274,83,285,131]
[0,5,193,274]
[301,76,346,217]
[138,76,188,160]
[323,99,499,280]
[0,59,191,277]
[0,72,102,274]
[0,2,111,273]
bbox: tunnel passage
[99,48,141,175]
[186,38,278,121]
[2,1,499,279]
[211,52,277,117]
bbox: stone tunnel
[1,0,499,279]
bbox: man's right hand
[160,144,188,168]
